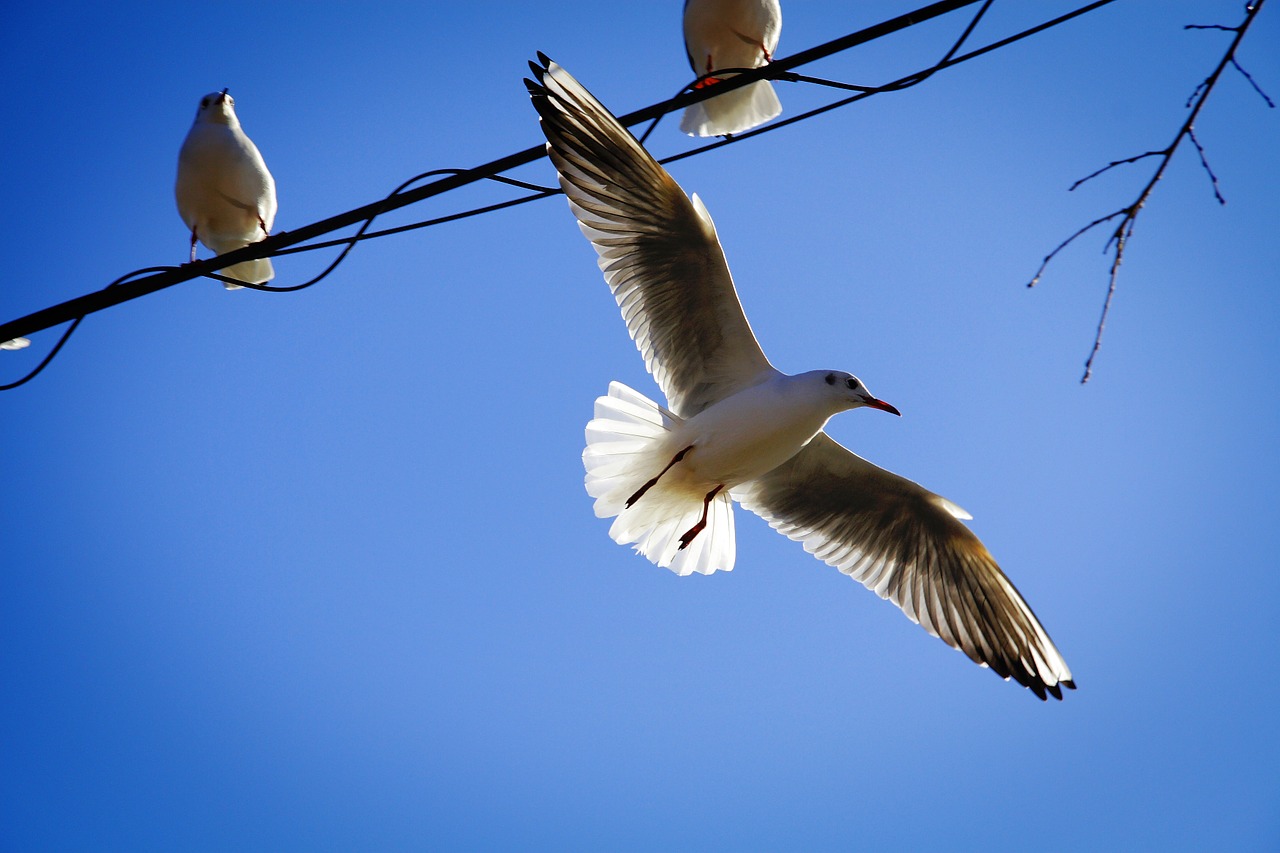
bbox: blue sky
[2,1,1277,850]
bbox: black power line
[1,0,1121,389]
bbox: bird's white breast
[684,0,782,72]
[176,123,275,249]
[678,374,832,487]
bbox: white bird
[681,0,783,137]
[175,89,277,289]
[527,57,1074,699]
[1,337,30,351]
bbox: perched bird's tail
[207,240,275,290]
[680,79,781,137]
[584,381,737,576]
[217,256,274,290]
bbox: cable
[0,267,178,391]
[1,0,1123,389]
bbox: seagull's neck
[779,371,852,419]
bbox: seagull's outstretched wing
[527,56,776,418]
[735,433,1075,700]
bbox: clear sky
[2,1,1277,850]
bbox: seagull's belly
[684,426,813,487]
[178,180,257,237]
[678,385,828,488]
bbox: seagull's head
[821,371,901,416]
[194,89,237,126]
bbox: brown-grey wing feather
[527,57,775,417]
[735,432,1075,699]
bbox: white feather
[175,91,277,289]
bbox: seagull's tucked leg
[626,445,693,508]
[678,484,725,550]
[693,54,723,90]
[189,228,199,262]
[729,27,773,62]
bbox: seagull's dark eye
[845,378,857,390]
[825,373,836,385]
[199,98,208,109]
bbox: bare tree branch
[1029,0,1269,383]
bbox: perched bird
[0,337,30,351]
[681,0,783,137]
[527,56,1075,699]
[175,89,277,289]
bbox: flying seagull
[681,0,783,137]
[176,89,277,289]
[526,56,1075,700]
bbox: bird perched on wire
[681,0,783,137]
[527,55,1074,700]
[176,89,277,289]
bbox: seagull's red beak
[861,396,901,416]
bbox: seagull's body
[528,56,1075,699]
[681,0,783,136]
[588,370,899,575]
[176,90,277,289]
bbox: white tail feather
[680,80,782,137]
[584,382,737,576]
[219,257,274,289]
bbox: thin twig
[1185,79,1209,108]
[1081,218,1134,382]
[1068,151,1166,191]
[1232,58,1276,107]
[1026,211,1126,288]
[1187,127,1226,204]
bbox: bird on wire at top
[176,89,277,289]
[681,0,783,136]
